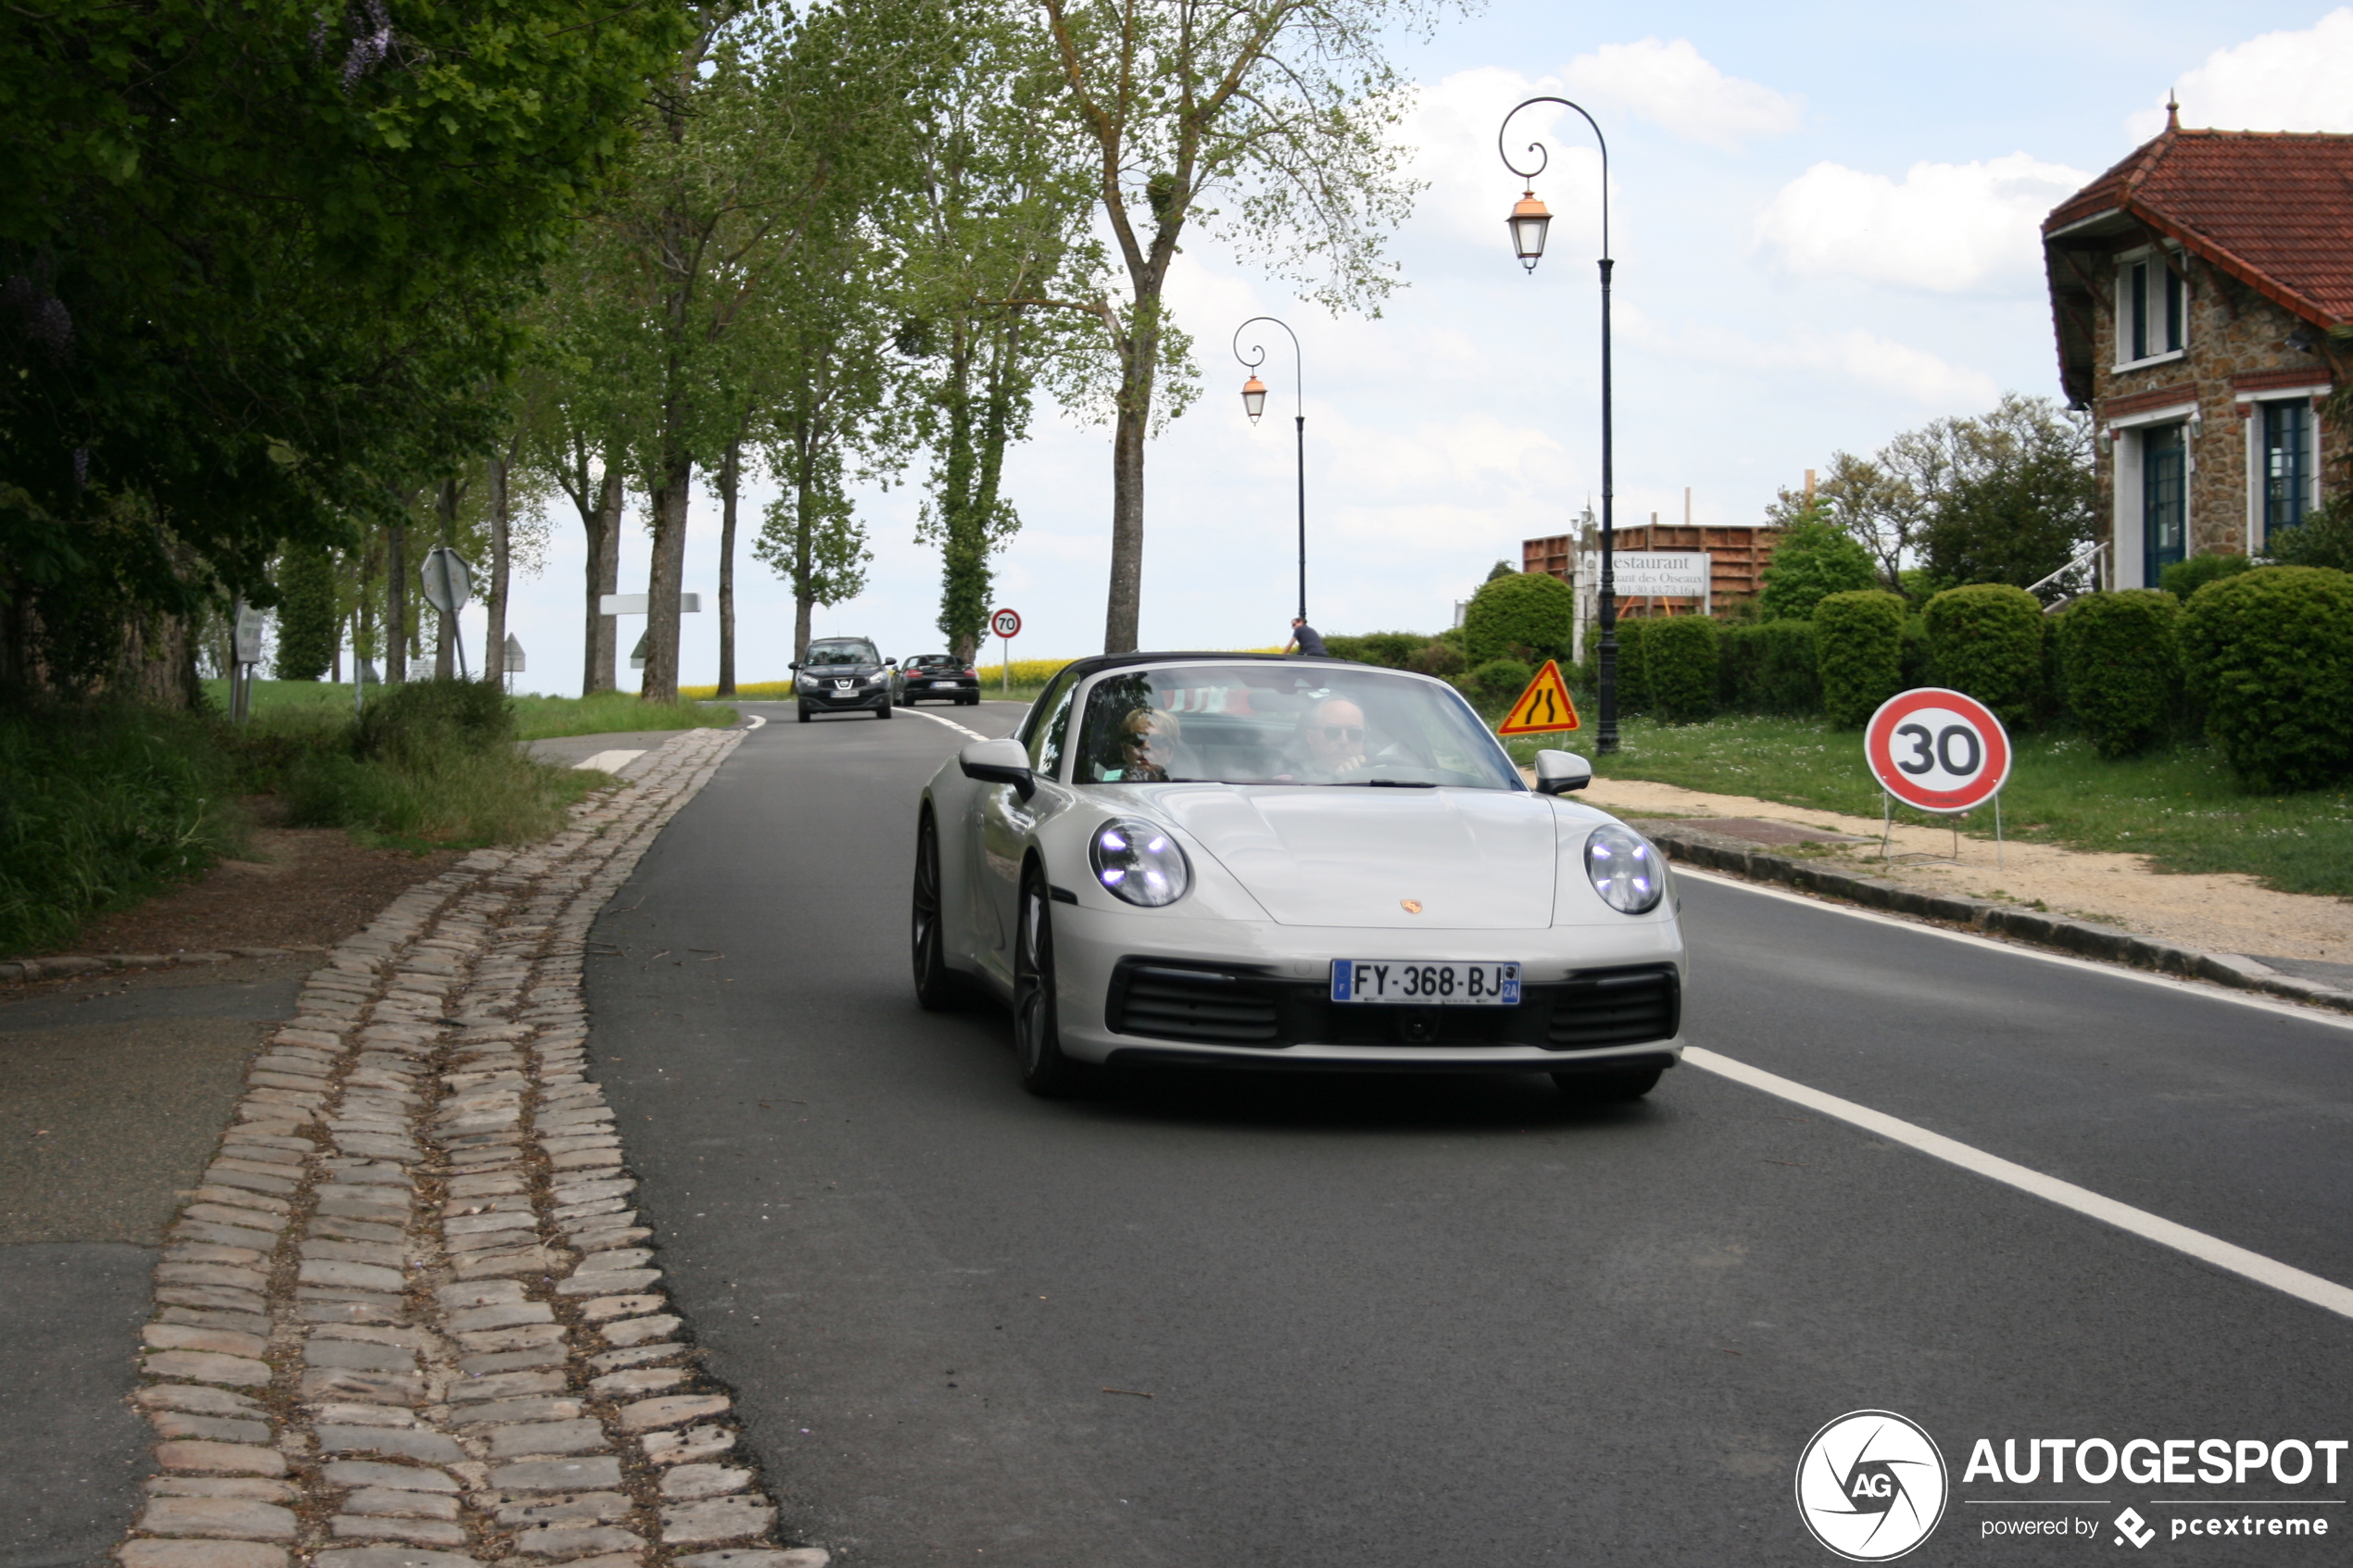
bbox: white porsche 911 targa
[912,653,1686,1098]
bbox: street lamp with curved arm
[1499,94,1620,754]
[1233,316,1308,624]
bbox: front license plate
[1330,960,1520,1006]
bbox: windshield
[1071,663,1523,791]
[804,640,879,667]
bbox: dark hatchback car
[794,637,897,721]
[894,654,980,707]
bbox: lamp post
[1499,95,1620,754]
[1232,317,1307,623]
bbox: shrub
[1814,591,1906,728]
[2179,565,2353,791]
[1719,621,1819,713]
[1406,640,1466,678]
[1462,571,1575,665]
[1923,583,2046,730]
[273,546,340,682]
[2266,495,2353,572]
[2159,552,2253,600]
[1579,616,1652,712]
[1758,516,1879,621]
[356,678,513,767]
[1325,632,1428,669]
[1644,615,1719,723]
[1470,659,1533,706]
[1900,614,1931,690]
[2055,590,2182,758]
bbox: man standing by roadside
[1286,617,1327,657]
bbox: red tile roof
[2045,123,2353,329]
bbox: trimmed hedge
[2054,590,2181,759]
[1463,571,1575,666]
[1719,621,1820,713]
[1923,583,2045,730]
[2159,553,2252,601]
[1815,591,1906,728]
[1470,659,1533,706]
[1579,616,1653,712]
[2179,565,2353,791]
[1645,615,1719,723]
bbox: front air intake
[1547,967,1680,1049]
[1108,963,1281,1044]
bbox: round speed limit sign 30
[1864,688,2011,813]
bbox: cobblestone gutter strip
[1633,819,2353,1014]
[113,724,831,1568]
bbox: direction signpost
[1864,686,2013,865]
[231,601,264,722]
[420,546,473,680]
[990,608,1021,694]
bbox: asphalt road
[585,699,2353,1567]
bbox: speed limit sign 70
[1865,687,2011,813]
[990,608,1021,640]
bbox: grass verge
[1500,712,2353,899]
[206,680,736,741]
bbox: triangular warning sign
[1495,658,1581,735]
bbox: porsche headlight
[1584,823,1664,914]
[1090,819,1190,907]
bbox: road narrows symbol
[1495,659,1581,736]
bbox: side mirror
[788,661,800,672]
[1533,748,1592,796]
[885,657,898,667]
[959,737,1037,801]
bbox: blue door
[2142,423,2186,586]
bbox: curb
[1,947,324,983]
[1629,818,2353,1016]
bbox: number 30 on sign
[1864,687,2011,813]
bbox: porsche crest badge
[1400,899,1422,914]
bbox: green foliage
[1463,571,1576,665]
[1407,641,1466,678]
[273,547,341,682]
[1757,515,1878,620]
[2179,566,2353,792]
[2268,495,2353,572]
[1922,583,2046,730]
[1718,621,1820,714]
[355,680,513,767]
[1485,560,1518,582]
[2159,552,2254,600]
[1470,659,1533,706]
[1579,618,1653,713]
[1814,591,1906,728]
[1324,632,1429,668]
[1643,616,1719,723]
[2055,591,2183,759]
[1914,395,2098,596]
[0,705,239,954]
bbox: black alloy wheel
[1553,1066,1663,1101]
[1013,866,1082,1097]
[912,810,962,1010]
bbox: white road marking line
[744,714,766,731]
[1682,1045,2353,1323]
[573,748,648,772]
[902,706,988,743]
[1674,864,2353,1034]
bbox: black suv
[794,638,897,721]
[894,653,980,707]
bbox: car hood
[1123,783,1556,929]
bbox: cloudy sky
[484,2,2353,694]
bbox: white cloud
[1754,153,2091,294]
[1403,68,1607,256]
[2128,8,2353,138]
[1623,308,1999,408]
[1561,37,1803,150]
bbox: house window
[2142,422,2187,584]
[2260,399,2312,544]
[2120,252,2185,365]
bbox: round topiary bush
[1470,659,1533,706]
[1644,614,1719,723]
[1463,571,1575,666]
[1923,583,2046,731]
[2179,565,2353,792]
[1814,590,1906,728]
[2054,590,2182,758]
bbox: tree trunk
[1102,308,1158,654]
[385,507,409,684]
[642,453,692,705]
[434,479,459,679]
[792,433,815,663]
[717,439,739,697]
[593,467,622,694]
[486,450,511,687]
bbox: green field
[1501,713,2353,899]
[204,680,736,740]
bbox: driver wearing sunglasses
[1287,696,1369,782]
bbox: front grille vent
[1548,968,1679,1049]
[1111,965,1279,1044]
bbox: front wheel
[1013,868,1083,1097]
[876,700,893,720]
[1553,1066,1662,1102]
[797,704,812,724]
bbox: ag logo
[1795,1410,1949,1562]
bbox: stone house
[2041,108,2353,588]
